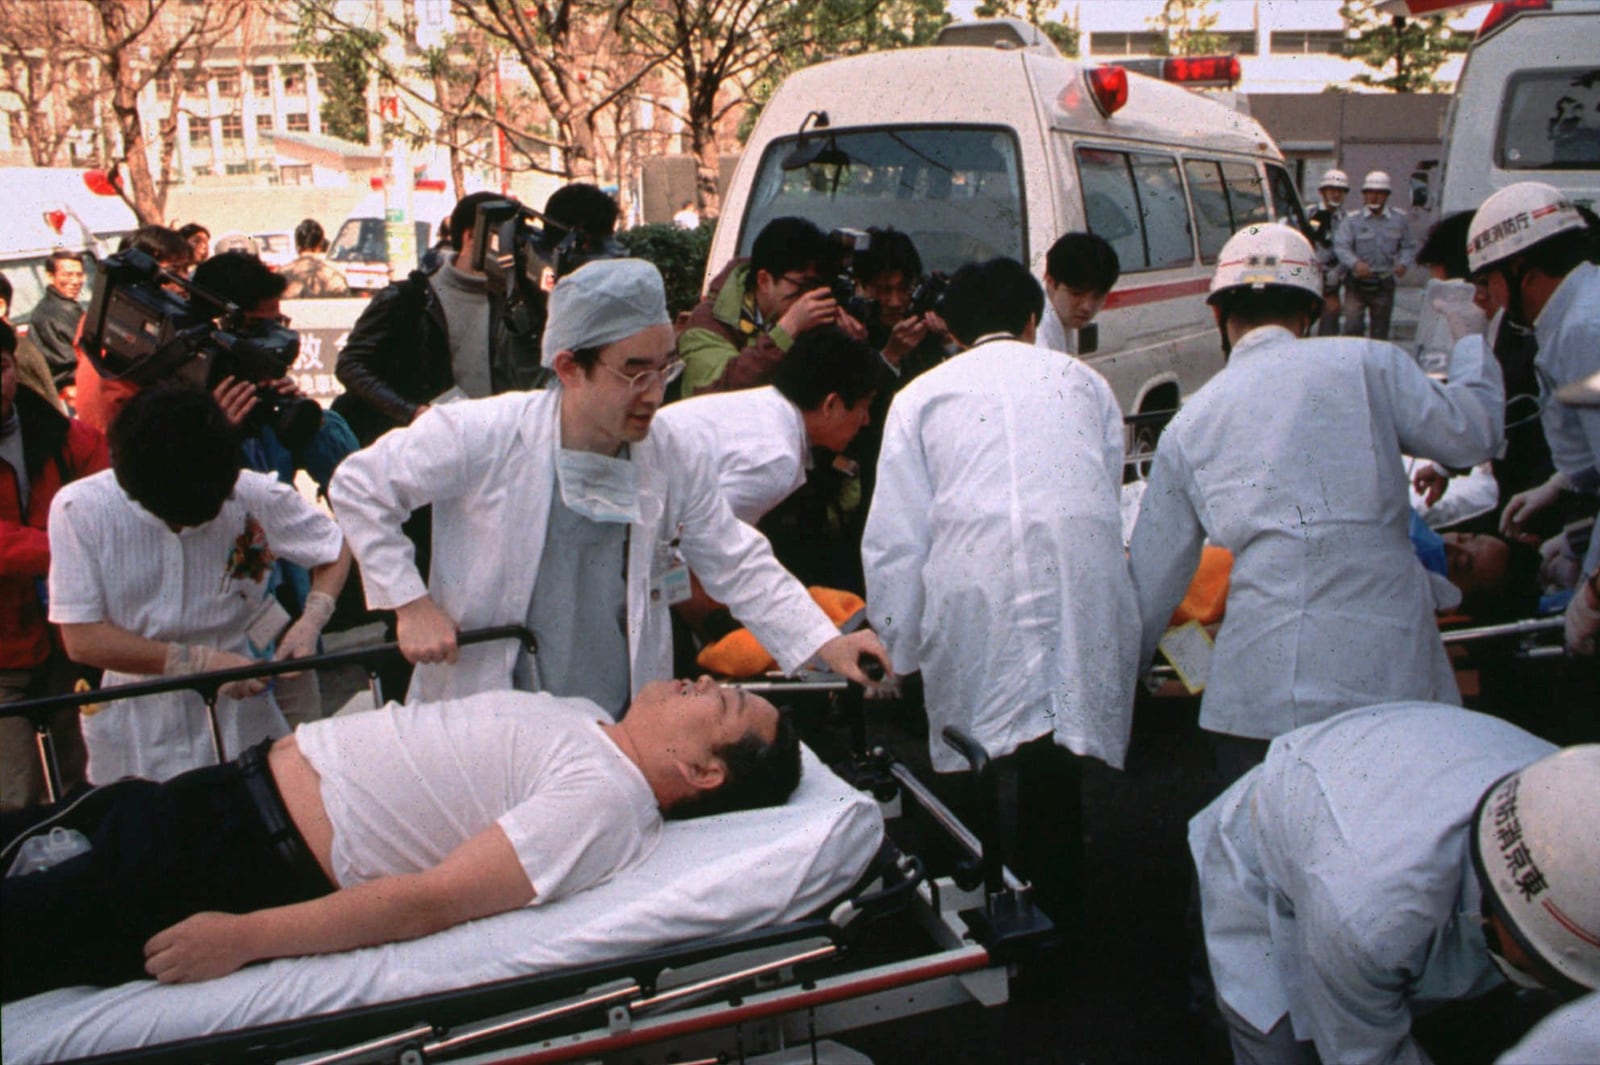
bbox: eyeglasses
[778,273,825,291]
[598,357,685,394]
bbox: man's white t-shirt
[295,693,661,904]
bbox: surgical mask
[555,447,640,524]
[1488,946,1545,989]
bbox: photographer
[332,191,542,448]
[677,216,866,397]
[853,228,952,382]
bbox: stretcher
[3,637,1053,1064]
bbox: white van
[328,181,457,293]
[708,21,1308,458]
[0,167,136,324]
[1436,0,1600,216]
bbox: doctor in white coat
[1191,703,1598,1065]
[331,259,890,712]
[862,257,1138,941]
[1129,224,1503,777]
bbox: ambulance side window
[1265,163,1311,235]
[1075,147,1193,273]
[1184,158,1268,263]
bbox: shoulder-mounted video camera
[79,249,322,450]
[468,198,624,297]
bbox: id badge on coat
[652,526,691,606]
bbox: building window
[255,113,275,136]
[214,71,240,97]
[188,124,210,149]
[251,66,272,95]
[285,112,310,132]
[1089,32,1167,57]
[279,163,312,186]
[282,67,307,94]
[220,113,244,143]
[1269,30,1345,55]
[1219,31,1257,56]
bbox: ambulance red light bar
[1084,65,1129,117]
[82,169,122,196]
[1164,55,1240,86]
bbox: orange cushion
[696,587,867,678]
[1171,546,1232,627]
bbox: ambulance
[708,20,1309,463]
[1,167,136,326]
[1431,0,1600,216]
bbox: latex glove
[1565,575,1599,656]
[1500,472,1571,537]
[1432,295,1486,342]
[273,591,336,672]
[164,643,267,699]
[1538,534,1582,591]
[1413,463,1450,507]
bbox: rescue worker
[1129,223,1503,781]
[330,258,890,712]
[1464,181,1600,655]
[862,257,1139,944]
[1035,231,1120,355]
[1191,702,1598,1065]
[1335,170,1417,340]
[1304,168,1349,336]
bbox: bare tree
[0,1,98,167]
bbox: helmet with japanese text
[1318,168,1350,191]
[1207,223,1322,304]
[1361,170,1392,193]
[1466,181,1588,275]
[1471,745,1600,991]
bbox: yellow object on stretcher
[698,587,867,678]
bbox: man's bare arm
[143,824,533,984]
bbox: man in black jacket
[26,251,87,390]
[332,192,541,446]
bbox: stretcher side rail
[0,626,536,802]
[54,848,926,1065]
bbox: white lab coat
[1497,993,1600,1064]
[1533,261,1600,578]
[653,386,808,524]
[1129,326,1504,740]
[330,390,839,703]
[1035,301,1073,356]
[862,339,1139,772]
[1191,703,1555,1065]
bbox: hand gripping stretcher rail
[1,633,1058,1065]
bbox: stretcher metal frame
[8,645,1053,1065]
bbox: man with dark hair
[279,218,350,299]
[46,384,350,784]
[1,676,800,999]
[331,258,889,711]
[540,183,620,268]
[178,223,211,266]
[27,251,87,390]
[852,227,949,380]
[333,191,540,446]
[0,322,107,810]
[1129,224,1503,783]
[657,325,882,526]
[863,256,1139,944]
[677,216,863,396]
[1037,231,1120,355]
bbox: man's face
[558,323,678,453]
[814,392,874,454]
[1443,532,1510,596]
[189,233,210,264]
[754,262,825,322]
[632,675,779,777]
[1362,189,1390,211]
[1,349,17,422]
[48,259,85,301]
[1320,186,1346,208]
[246,296,285,325]
[1046,277,1108,331]
[859,270,912,328]
[1474,267,1512,319]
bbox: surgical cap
[540,258,671,367]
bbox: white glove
[273,591,336,664]
[1500,472,1571,536]
[1433,295,1487,343]
[1538,534,1583,592]
[1565,575,1599,656]
[164,643,268,699]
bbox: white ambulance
[707,20,1309,461]
[0,167,136,326]
[1433,0,1600,216]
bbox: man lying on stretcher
[1,679,796,1001]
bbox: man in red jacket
[0,321,108,810]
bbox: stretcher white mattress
[2,745,883,1064]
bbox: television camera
[468,198,624,297]
[78,249,322,451]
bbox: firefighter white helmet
[1472,745,1600,991]
[1362,170,1392,193]
[1207,223,1322,303]
[1318,168,1350,191]
[1466,181,1588,275]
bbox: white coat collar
[1534,260,1597,349]
[1228,324,1298,359]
